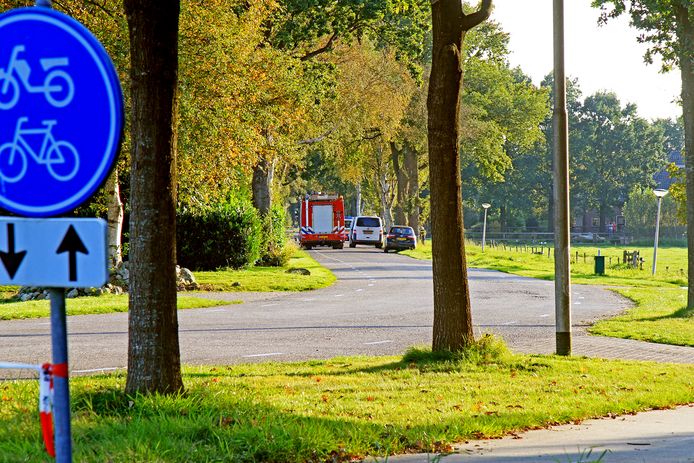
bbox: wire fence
[469,238,687,276]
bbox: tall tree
[428,0,492,352]
[571,92,666,231]
[391,73,429,232]
[124,0,183,394]
[460,62,549,232]
[252,0,429,216]
[591,1,693,306]
[391,141,408,225]
[306,41,416,215]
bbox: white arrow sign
[0,217,107,287]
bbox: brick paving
[505,326,694,364]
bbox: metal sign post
[553,0,572,355]
[49,287,70,461]
[0,0,123,460]
[0,217,107,463]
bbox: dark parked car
[384,226,417,252]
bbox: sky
[490,0,681,121]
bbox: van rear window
[356,217,381,227]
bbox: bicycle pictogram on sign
[0,117,80,186]
[0,45,74,110]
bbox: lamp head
[482,203,491,209]
[653,189,669,198]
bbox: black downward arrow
[0,223,27,279]
[56,225,88,282]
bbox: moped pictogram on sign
[0,45,75,110]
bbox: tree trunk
[375,145,393,228]
[105,168,123,268]
[678,6,694,308]
[252,157,276,217]
[391,142,407,225]
[428,0,492,352]
[355,183,362,215]
[583,210,591,232]
[404,142,420,231]
[599,203,608,233]
[499,204,507,232]
[379,173,392,229]
[124,0,183,395]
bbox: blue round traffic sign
[0,7,123,217]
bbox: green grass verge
[1,348,693,462]
[0,295,232,321]
[590,287,694,346]
[194,249,336,292]
[404,242,694,347]
[0,248,333,319]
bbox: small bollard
[594,250,605,275]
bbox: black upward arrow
[56,225,88,282]
[0,223,27,279]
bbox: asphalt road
[1,245,687,379]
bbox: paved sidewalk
[377,405,694,463]
[507,328,694,364]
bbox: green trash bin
[594,255,605,275]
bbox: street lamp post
[553,0,572,355]
[481,203,491,251]
[652,189,668,276]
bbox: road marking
[368,284,374,287]
[261,303,279,307]
[539,314,550,318]
[302,298,316,302]
[502,321,518,325]
[364,340,393,345]
[574,302,582,305]
[334,294,344,297]
[578,296,585,299]
[73,367,120,374]
[355,288,363,292]
[242,352,283,358]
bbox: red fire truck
[299,194,347,249]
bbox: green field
[2,345,694,462]
[404,242,687,288]
[404,242,694,347]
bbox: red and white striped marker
[0,361,64,458]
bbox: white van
[344,217,353,244]
[348,216,384,248]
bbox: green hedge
[257,205,291,267]
[177,196,261,270]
